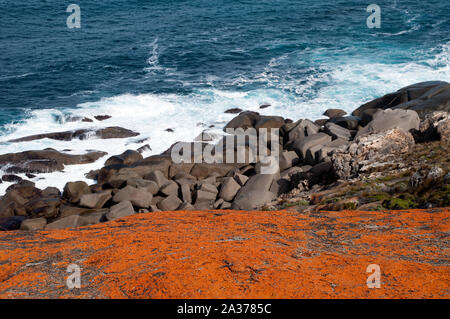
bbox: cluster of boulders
[0,81,449,231]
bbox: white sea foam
[0,42,449,194]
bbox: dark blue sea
[0,0,449,191]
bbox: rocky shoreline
[0,81,449,231]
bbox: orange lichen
[0,208,448,298]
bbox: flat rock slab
[0,150,107,174]
[8,126,139,143]
[0,208,447,298]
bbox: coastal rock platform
[0,208,448,298]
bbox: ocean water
[0,0,449,193]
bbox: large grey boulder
[25,197,62,219]
[231,191,276,210]
[231,173,278,210]
[20,217,47,231]
[158,195,182,211]
[329,116,361,130]
[352,81,450,116]
[178,202,195,211]
[198,183,218,195]
[360,108,379,126]
[324,122,352,141]
[316,138,349,163]
[180,184,192,203]
[127,178,159,195]
[219,177,241,202]
[78,211,107,226]
[0,186,43,217]
[292,133,332,159]
[194,183,218,207]
[160,181,179,196]
[356,109,420,138]
[42,187,61,197]
[106,200,135,221]
[112,186,152,208]
[46,215,80,230]
[279,151,300,171]
[287,119,319,143]
[254,116,285,130]
[105,150,143,167]
[195,190,217,204]
[190,163,236,179]
[63,181,91,204]
[79,190,112,209]
[168,163,195,179]
[98,155,172,185]
[144,170,169,188]
[323,109,347,119]
[223,111,260,131]
[233,173,249,186]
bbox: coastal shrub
[427,185,450,207]
[368,193,390,202]
[283,200,309,208]
[382,197,419,210]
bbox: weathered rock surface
[45,215,80,230]
[0,150,107,174]
[104,150,143,167]
[279,151,300,171]
[218,177,241,202]
[112,186,152,208]
[223,111,260,131]
[160,181,179,197]
[356,109,420,138]
[106,201,135,221]
[330,129,416,180]
[63,181,91,204]
[126,178,159,195]
[190,163,236,179]
[180,184,192,203]
[323,108,347,118]
[25,197,62,219]
[352,81,450,116]
[8,126,139,143]
[254,116,285,130]
[0,186,41,217]
[232,173,278,210]
[292,132,332,159]
[78,211,106,227]
[324,122,352,141]
[94,115,112,121]
[79,191,112,209]
[20,217,47,231]
[286,119,319,143]
[1,209,447,298]
[224,108,243,114]
[158,195,182,211]
[329,116,361,130]
[414,111,450,142]
[98,155,172,185]
[0,216,26,231]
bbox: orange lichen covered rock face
[0,208,448,299]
